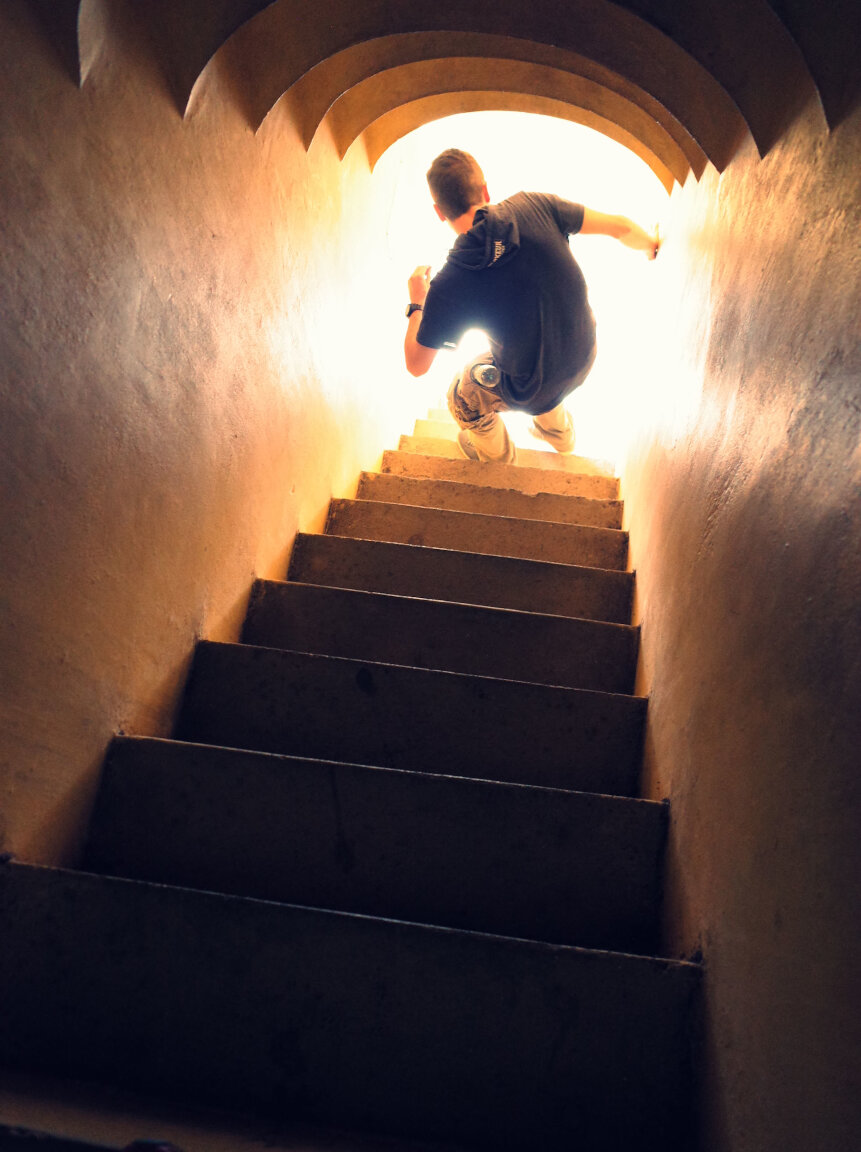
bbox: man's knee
[448,379,498,431]
[447,372,474,429]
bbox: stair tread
[175,642,646,795]
[1,862,700,1151]
[244,579,638,694]
[399,434,615,477]
[84,735,666,953]
[325,498,628,569]
[381,451,619,499]
[288,533,633,624]
[356,471,623,528]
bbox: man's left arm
[579,209,660,259]
[404,265,438,377]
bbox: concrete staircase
[0,413,700,1151]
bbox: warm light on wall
[372,111,677,465]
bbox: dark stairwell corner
[1,3,859,1151]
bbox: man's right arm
[580,208,660,259]
[404,265,438,377]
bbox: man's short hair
[427,149,486,220]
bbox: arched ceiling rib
[762,0,861,127]
[607,0,816,152]
[189,2,748,171]
[26,0,81,85]
[361,93,676,194]
[279,34,708,179]
[325,60,691,189]
[79,0,271,110]
[71,1,854,163]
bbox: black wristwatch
[405,302,424,318]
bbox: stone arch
[324,60,690,189]
[276,34,707,179]
[71,1,848,159]
[761,0,861,127]
[360,93,678,194]
[185,1,749,169]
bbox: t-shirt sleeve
[547,195,585,238]
[416,277,468,350]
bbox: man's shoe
[457,429,481,461]
[528,413,575,454]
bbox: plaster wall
[621,99,861,1151]
[0,0,414,866]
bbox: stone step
[243,581,638,694]
[85,736,666,954]
[0,1087,461,1152]
[288,534,633,624]
[175,643,646,795]
[356,471,623,529]
[382,450,619,499]
[413,418,459,440]
[0,1127,111,1152]
[325,499,628,570]
[399,435,614,478]
[427,407,453,423]
[0,862,700,1152]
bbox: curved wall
[0,0,414,864]
[622,97,861,1152]
[1,2,859,1151]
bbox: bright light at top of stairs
[376,111,670,466]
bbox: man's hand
[408,265,431,304]
[581,209,660,259]
[646,226,660,261]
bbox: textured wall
[0,0,412,865]
[622,98,861,1151]
[2,1,859,1147]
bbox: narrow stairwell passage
[0,412,701,1151]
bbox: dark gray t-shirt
[417,192,596,413]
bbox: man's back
[417,192,596,413]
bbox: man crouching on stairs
[403,148,659,464]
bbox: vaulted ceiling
[44,1,860,188]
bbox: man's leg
[447,353,515,464]
[529,344,598,454]
[530,403,575,454]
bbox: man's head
[426,149,488,222]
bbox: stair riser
[175,644,646,795]
[382,451,619,499]
[0,863,700,1152]
[398,436,613,478]
[85,738,666,954]
[356,472,624,529]
[326,499,628,570]
[288,535,634,624]
[244,581,638,694]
